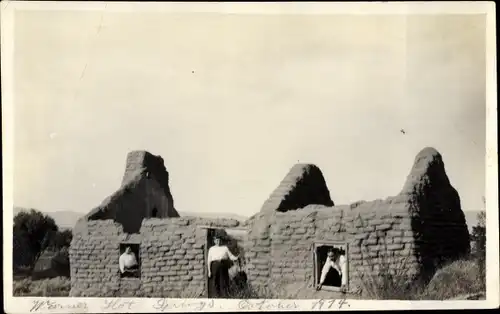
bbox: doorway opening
[204,227,247,298]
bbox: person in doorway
[207,230,239,298]
[119,246,138,276]
[317,247,347,292]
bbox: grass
[13,276,71,297]
[358,254,486,300]
[358,251,421,300]
[417,257,485,300]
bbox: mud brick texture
[84,151,179,234]
[243,147,470,296]
[70,217,241,297]
[70,147,470,298]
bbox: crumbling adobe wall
[245,147,470,297]
[402,147,470,279]
[245,200,418,296]
[84,151,179,234]
[121,151,177,213]
[70,217,243,298]
[260,164,334,213]
[70,147,469,298]
[69,220,129,297]
[139,217,243,298]
[242,163,335,289]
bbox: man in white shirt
[119,246,138,275]
[317,248,347,291]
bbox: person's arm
[119,255,125,273]
[207,248,213,277]
[340,256,347,287]
[225,246,239,261]
[319,260,332,285]
[131,253,138,265]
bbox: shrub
[418,258,485,300]
[358,247,423,300]
[471,211,486,279]
[50,247,70,277]
[48,229,73,251]
[13,277,71,297]
[13,209,59,271]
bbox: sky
[12,10,487,217]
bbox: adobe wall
[69,147,470,298]
[260,164,334,213]
[70,217,243,297]
[244,198,418,296]
[402,148,470,276]
[121,151,176,212]
[243,147,470,297]
[84,151,179,234]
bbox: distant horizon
[12,204,484,233]
[13,199,485,216]
[12,205,254,217]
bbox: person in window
[317,247,347,292]
[207,231,239,298]
[119,246,138,277]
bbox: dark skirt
[324,268,342,287]
[209,259,231,298]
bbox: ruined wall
[402,148,470,278]
[121,151,177,215]
[70,217,242,298]
[70,147,470,298]
[244,147,470,297]
[85,151,179,234]
[260,164,334,213]
[69,220,127,297]
[245,199,418,296]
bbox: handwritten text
[30,300,88,313]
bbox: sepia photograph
[2,1,498,312]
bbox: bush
[358,249,423,300]
[471,211,486,279]
[51,247,70,277]
[48,229,73,251]
[13,277,71,297]
[418,258,485,300]
[355,212,486,300]
[13,209,59,271]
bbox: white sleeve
[226,246,238,261]
[319,260,331,284]
[207,247,213,269]
[119,255,125,273]
[340,256,347,286]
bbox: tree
[13,209,59,271]
[471,210,486,278]
[48,229,73,251]
[50,246,71,277]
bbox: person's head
[213,229,226,246]
[125,247,131,254]
[213,236,221,246]
[327,248,341,261]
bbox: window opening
[119,243,140,278]
[313,242,349,292]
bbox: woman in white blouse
[119,246,138,277]
[207,231,239,298]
